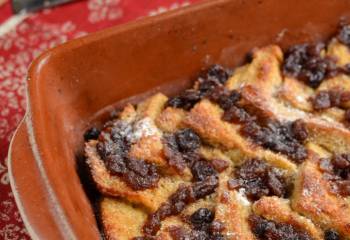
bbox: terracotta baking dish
[7,0,350,239]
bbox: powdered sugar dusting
[128,117,161,143]
[295,95,305,103]
[236,188,251,206]
[302,188,312,197]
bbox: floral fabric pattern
[0,0,199,238]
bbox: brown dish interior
[11,0,350,239]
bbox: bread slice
[86,140,185,212]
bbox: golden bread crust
[85,141,184,212]
[100,198,147,240]
[253,196,323,240]
[155,107,186,133]
[292,161,350,237]
[215,177,255,240]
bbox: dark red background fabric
[0,0,200,238]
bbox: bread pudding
[83,24,350,240]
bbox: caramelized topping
[228,159,289,200]
[283,43,336,88]
[319,154,350,196]
[249,214,312,240]
[96,120,160,190]
[142,176,218,236]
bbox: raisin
[215,91,307,162]
[143,177,218,236]
[333,154,350,169]
[189,230,211,240]
[196,65,232,101]
[335,180,350,196]
[132,237,157,240]
[143,186,190,236]
[222,105,251,123]
[96,130,129,175]
[211,234,225,240]
[207,86,230,103]
[210,221,225,234]
[330,90,343,106]
[312,89,350,111]
[337,24,350,46]
[166,65,232,111]
[345,109,350,122]
[341,91,350,102]
[227,179,241,190]
[198,77,222,97]
[217,90,241,110]
[249,214,313,240]
[207,64,232,84]
[84,127,100,141]
[267,170,286,197]
[175,128,201,152]
[190,208,215,230]
[211,159,229,172]
[192,176,218,199]
[291,120,308,142]
[230,159,288,200]
[242,120,307,163]
[163,134,187,173]
[166,89,201,110]
[199,64,231,85]
[102,153,127,174]
[191,160,217,182]
[313,91,332,110]
[283,43,336,88]
[124,158,159,190]
[319,154,350,197]
[169,221,224,240]
[168,226,189,240]
[342,63,350,75]
[172,208,225,240]
[163,129,202,173]
[324,229,340,240]
[96,120,159,190]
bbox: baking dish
[8,0,350,239]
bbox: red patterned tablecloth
[0,0,200,238]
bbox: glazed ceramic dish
[8,0,350,239]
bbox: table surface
[0,0,199,238]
